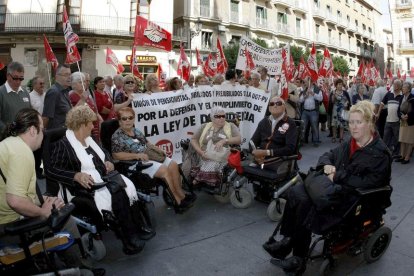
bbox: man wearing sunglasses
[0,61,31,137]
[250,96,297,165]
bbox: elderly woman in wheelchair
[46,106,149,256]
[110,107,196,213]
[265,101,393,275]
[190,106,241,189]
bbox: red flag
[134,16,172,52]
[244,46,255,79]
[397,68,401,79]
[43,34,59,71]
[216,38,228,74]
[195,48,203,66]
[63,6,81,64]
[130,46,143,80]
[203,53,217,78]
[158,63,167,89]
[177,43,190,81]
[318,48,333,78]
[279,49,289,100]
[0,61,4,70]
[106,47,125,74]
[307,43,318,82]
[288,54,297,82]
[297,57,310,79]
[410,67,414,78]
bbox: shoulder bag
[102,170,127,194]
[145,143,166,163]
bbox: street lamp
[189,18,202,69]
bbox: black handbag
[102,170,127,194]
[304,168,343,211]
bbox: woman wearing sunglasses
[111,107,195,212]
[191,106,241,188]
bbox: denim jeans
[301,110,319,143]
[383,121,400,156]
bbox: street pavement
[42,130,414,275]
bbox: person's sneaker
[137,226,156,240]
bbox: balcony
[349,44,357,54]
[399,40,414,50]
[230,11,239,24]
[276,23,293,38]
[271,0,292,8]
[200,5,210,18]
[0,13,171,37]
[315,33,327,45]
[173,24,187,42]
[325,12,337,25]
[312,7,326,20]
[295,28,309,42]
[396,0,412,9]
[255,18,268,29]
[293,0,308,13]
[327,37,338,48]
[347,22,356,33]
[337,17,347,29]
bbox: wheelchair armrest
[90,182,108,191]
[4,217,49,236]
[117,160,153,171]
[355,185,392,196]
[280,155,298,161]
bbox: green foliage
[290,45,304,66]
[223,44,240,70]
[252,38,269,49]
[332,56,350,75]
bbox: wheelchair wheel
[214,184,233,204]
[162,189,175,207]
[363,226,392,263]
[266,198,286,222]
[230,187,253,209]
[81,233,106,261]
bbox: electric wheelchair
[43,127,155,259]
[0,202,86,275]
[265,185,393,275]
[100,119,195,214]
[226,119,304,219]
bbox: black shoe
[401,159,410,164]
[123,238,145,255]
[137,226,156,240]
[392,155,402,160]
[91,268,106,276]
[270,256,304,273]
[183,193,197,204]
[263,237,292,260]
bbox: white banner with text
[132,84,270,163]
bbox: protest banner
[131,85,270,163]
[235,36,289,76]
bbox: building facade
[173,0,384,76]
[389,0,414,79]
[0,0,174,87]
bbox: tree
[332,56,350,75]
[252,37,269,49]
[223,43,239,70]
[290,45,304,66]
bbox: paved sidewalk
[44,131,414,276]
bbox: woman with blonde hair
[144,73,163,94]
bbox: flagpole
[76,61,86,94]
[46,62,52,88]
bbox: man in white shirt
[103,75,114,96]
[29,76,45,114]
[258,66,279,98]
[29,76,46,179]
[371,79,388,138]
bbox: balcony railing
[396,0,412,9]
[312,7,326,19]
[276,23,292,36]
[0,13,171,37]
[294,0,307,11]
[399,40,414,49]
[272,0,292,7]
[255,18,268,29]
[230,11,239,23]
[173,24,187,42]
[315,33,327,44]
[200,5,210,17]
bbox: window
[315,24,320,35]
[230,0,239,23]
[326,5,331,14]
[405,27,413,43]
[200,0,210,17]
[201,31,212,49]
[256,6,267,26]
[0,0,7,25]
[362,24,366,31]
[314,0,320,8]
[277,12,287,25]
[355,19,358,27]
[345,0,349,5]
[328,28,332,39]
[347,15,350,23]
[296,18,301,30]
[337,10,341,18]
[339,33,342,43]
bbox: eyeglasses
[125,81,135,84]
[269,101,284,106]
[214,114,226,119]
[39,82,45,85]
[8,74,24,81]
[120,116,134,121]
